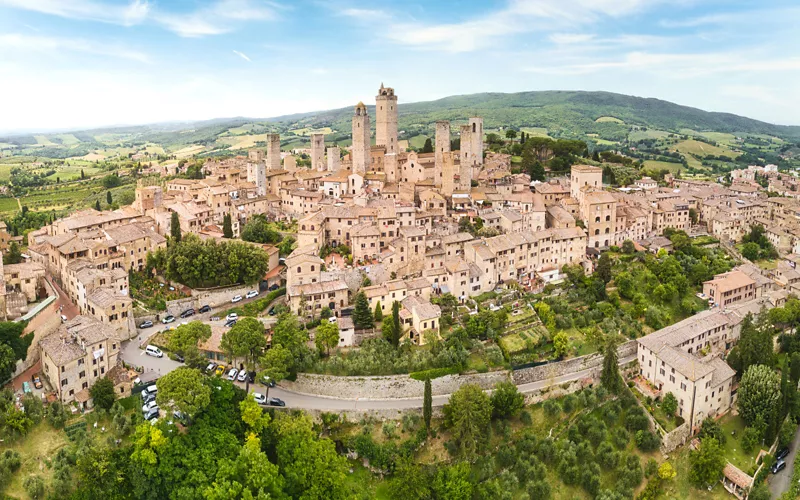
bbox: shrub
[635,430,661,452]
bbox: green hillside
[1,91,798,161]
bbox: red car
[32,374,42,389]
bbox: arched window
[311,265,315,271]
[296,267,301,273]
[301,225,306,230]
[605,215,611,222]
[595,217,600,223]
[605,228,610,234]
[594,229,600,235]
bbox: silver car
[227,368,238,381]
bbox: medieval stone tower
[267,134,281,171]
[441,151,456,197]
[469,117,484,168]
[248,150,264,162]
[375,83,398,154]
[352,102,370,176]
[247,161,267,196]
[434,120,451,186]
[311,133,326,171]
[460,124,472,185]
[327,147,340,172]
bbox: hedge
[409,366,460,381]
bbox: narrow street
[770,423,800,498]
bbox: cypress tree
[222,214,233,238]
[374,301,383,321]
[106,191,112,205]
[170,211,182,243]
[352,291,373,329]
[391,301,401,348]
[601,337,622,394]
[423,378,432,431]
[94,200,101,211]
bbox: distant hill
[1,90,798,160]
[267,90,800,143]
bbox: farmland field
[288,126,333,137]
[217,133,275,150]
[54,133,81,145]
[0,165,14,181]
[43,165,102,181]
[595,116,624,123]
[672,139,737,157]
[33,135,55,146]
[173,145,207,158]
[0,197,19,215]
[628,129,672,141]
[643,160,684,172]
[520,127,550,137]
[408,135,429,149]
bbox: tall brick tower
[375,83,398,154]
[267,134,281,171]
[434,120,451,186]
[311,133,326,171]
[469,117,484,168]
[352,102,370,176]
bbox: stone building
[39,315,122,406]
[351,102,371,175]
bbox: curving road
[769,423,800,499]
[121,325,634,411]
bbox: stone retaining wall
[512,340,637,385]
[662,421,691,453]
[282,370,510,400]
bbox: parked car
[22,381,31,394]
[328,316,337,323]
[246,290,258,299]
[145,345,163,358]
[173,353,185,363]
[237,370,247,382]
[180,308,195,318]
[162,315,175,324]
[252,393,267,405]
[224,319,237,328]
[206,362,217,373]
[172,410,188,425]
[268,397,285,407]
[227,368,238,381]
[32,375,42,389]
[226,313,239,322]
[139,320,154,329]
[214,365,226,376]
[231,295,243,303]
[142,400,158,414]
[199,305,211,313]
[772,459,787,474]
[142,391,156,405]
[268,307,276,316]
[144,408,160,421]
[268,284,279,291]
[247,371,256,383]
[776,447,790,461]
[261,375,276,387]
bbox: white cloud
[523,51,800,77]
[0,0,150,26]
[233,50,251,62]
[385,0,667,52]
[719,85,780,106]
[340,8,389,20]
[0,33,150,63]
[310,68,328,75]
[0,0,279,37]
[549,33,595,45]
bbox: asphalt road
[770,423,800,499]
[122,326,636,411]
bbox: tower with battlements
[434,121,450,186]
[267,134,281,171]
[460,125,472,187]
[376,84,398,154]
[352,102,370,176]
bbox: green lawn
[667,447,735,500]
[2,422,69,499]
[718,413,760,473]
[0,197,18,214]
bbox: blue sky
[1,0,799,132]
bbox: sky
[1,0,799,133]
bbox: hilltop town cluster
[5,84,800,456]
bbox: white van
[143,384,158,398]
[145,345,163,358]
